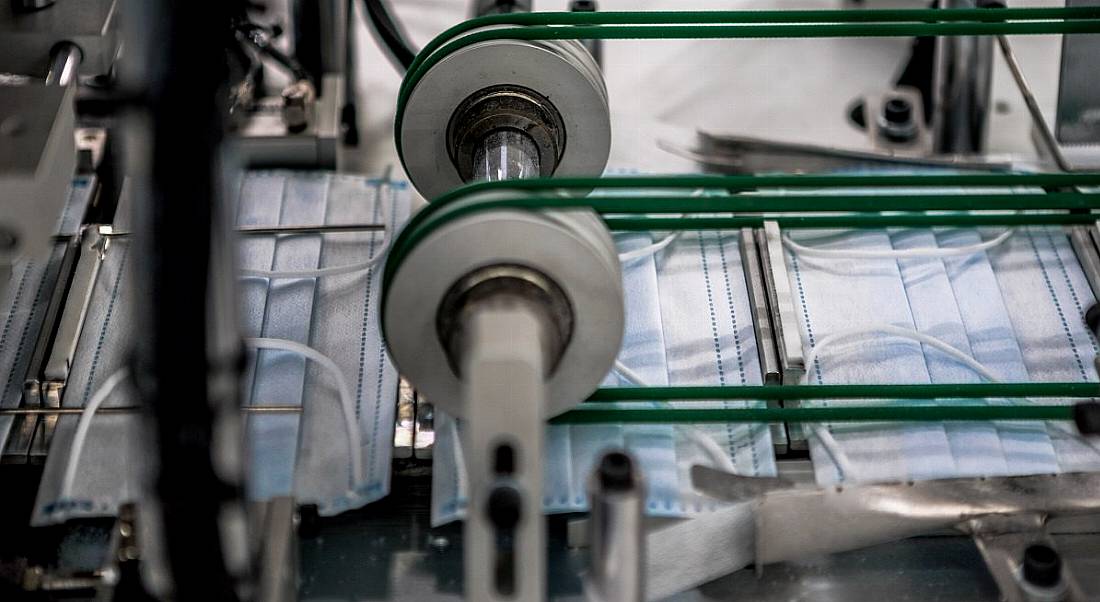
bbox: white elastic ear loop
[803,324,1002,384]
[612,361,742,475]
[616,189,706,265]
[61,338,368,503]
[783,228,1014,260]
[60,368,131,501]
[245,337,364,489]
[803,324,1100,463]
[239,200,390,279]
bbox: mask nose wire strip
[803,324,1100,461]
[239,200,391,279]
[783,228,1014,260]
[60,338,365,504]
[60,368,131,501]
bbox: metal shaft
[473,129,541,182]
[932,0,993,154]
[46,42,82,87]
[995,34,1072,172]
[585,451,646,602]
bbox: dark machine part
[13,0,55,13]
[446,85,567,183]
[877,96,919,144]
[122,0,249,598]
[473,0,533,16]
[363,0,417,70]
[1022,544,1063,589]
[570,0,602,66]
[45,42,82,87]
[293,0,325,91]
[342,0,359,145]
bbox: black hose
[362,0,417,71]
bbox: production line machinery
[7,1,1100,601]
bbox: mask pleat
[246,173,328,500]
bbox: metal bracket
[759,222,807,450]
[739,227,787,454]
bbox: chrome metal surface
[932,0,993,154]
[759,223,806,450]
[585,451,645,602]
[44,229,105,386]
[45,42,81,87]
[741,228,781,384]
[739,228,787,453]
[448,85,565,182]
[473,129,541,182]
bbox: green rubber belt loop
[383,188,1100,294]
[395,7,1100,168]
[551,405,1078,425]
[429,172,1100,206]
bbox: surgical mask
[785,225,1100,485]
[0,177,94,454]
[431,227,778,525]
[32,172,411,524]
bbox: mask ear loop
[612,362,739,475]
[615,188,709,265]
[804,324,1100,468]
[60,338,366,506]
[60,368,131,502]
[782,228,1015,260]
[239,195,392,279]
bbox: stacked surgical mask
[33,171,411,524]
[0,177,94,453]
[785,225,1100,484]
[431,225,779,525]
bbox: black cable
[361,0,417,71]
[235,22,313,83]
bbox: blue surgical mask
[32,172,411,524]
[0,177,94,454]
[785,225,1100,485]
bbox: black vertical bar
[129,1,243,599]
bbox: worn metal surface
[0,0,118,77]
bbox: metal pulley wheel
[400,37,611,199]
[383,194,624,418]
